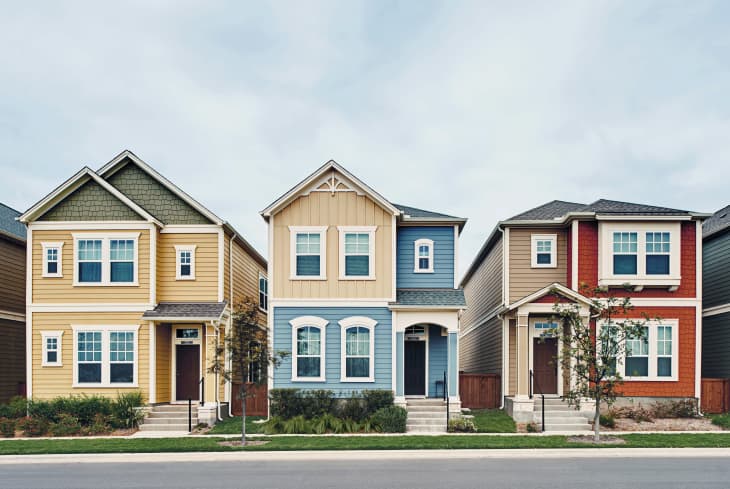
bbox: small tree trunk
[240,384,247,446]
[593,397,601,443]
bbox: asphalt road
[2,451,729,489]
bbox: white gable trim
[506,282,593,312]
[261,160,401,218]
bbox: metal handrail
[199,377,205,406]
[529,369,545,433]
[443,370,450,427]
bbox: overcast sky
[2,1,728,277]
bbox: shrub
[448,418,476,433]
[0,396,27,419]
[0,417,16,438]
[262,416,285,435]
[311,413,343,434]
[362,390,394,416]
[525,422,539,433]
[300,390,336,419]
[87,414,112,435]
[339,394,368,422]
[652,399,698,419]
[371,406,407,433]
[49,414,82,437]
[111,392,145,428]
[599,413,616,428]
[613,405,654,423]
[17,417,48,437]
[27,395,114,425]
[269,389,304,419]
[282,415,313,434]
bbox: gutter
[227,232,237,419]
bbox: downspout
[228,232,237,418]
[214,320,222,422]
[498,225,506,410]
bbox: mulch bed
[605,417,721,432]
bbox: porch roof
[505,283,593,313]
[142,301,228,322]
[392,288,466,309]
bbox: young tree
[209,297,286,446]
[548,286,650,442]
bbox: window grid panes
[77,240,102,283]
[110,239,134,283]
[344,233,370,276]
[536,240,552,265]
[259,276,268,311]
[295,233,321,276]
[657,325,672,377]
[46,248,59,274]
[612,232,638,275]
[46,337,58,363]
[418,244,430,270]
[77,331,102,383]
[345,326,370,378]
[180,250,192,277]
[110,331,134,383]
[625,327,649,377]
[646,232,671,275]
[296,326,321,377]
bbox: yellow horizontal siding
[155,323,171,403]
[31,229,151,303]
[157,232,219,302]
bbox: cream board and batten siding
[508,227,568,303]
[31,228,151,303]
[156,232,219,302]
[31,312,150,400]
[272,191,393,299]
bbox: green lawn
[469,409,517,433]
[208,416,266,435]
[3,433,730,455]
[710,413,730,430]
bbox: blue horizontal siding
[427,325,448,397]
[273,307,392,395]
[397,226,455,288]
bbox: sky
[1,0,729,277]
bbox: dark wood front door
[404,341,426,396]
[176,345,200,401]
[533,338,558,395]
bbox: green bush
[371,406,407,433]
[49,414,82,437]
[448,418,476,433]
[269,389,304,419]
[338,394,368,422]
[301,390,336,419]
[87,414,112,435]
[17,416,49,437]
[362,390,394,416]
[282,415,313,434]
[599,413,616,428]
[262,416,285,435]
[0,417,16,438]
[0,397,28,419]
[27,395,114,425]
[111,392,145,428]
[652,399,699,419]
[525,422,539,433]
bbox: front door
[533,338,558,395]
[404,341,426,396]
[176,344,200,401]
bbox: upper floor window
[175,245,197,280]
[338,226,376,279]
[646,232,670,275]
[73,234,139,286]
[531,234,557,268]
[259,273,268,311]
[612,232,638,275]
[289,226,327,280]
[290,316,328,381]
[414,238,434,273]
[41,242,63,278]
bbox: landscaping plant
[0,417,16,438]
[370,406,408,433]
[448,418,477,433]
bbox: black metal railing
[443,370,450,427]
[529,370,545,432]
[188,398,193,432]
[199,377,205,406]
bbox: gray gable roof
[0,202,26,241]
[393,288,466,308]
[704,205,730,238]
[392,203,462,220]
[508,200,586,221]
[142,301,227,321]
[582,199,691,216]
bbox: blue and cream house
[261,161,466,414]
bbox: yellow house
[19,150,267,429]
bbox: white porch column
[516,311,530,399]
[148,321,156,404]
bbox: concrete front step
[406,406,447,414]
[406,399,446,406]
[406,412,448,419]
[539,416,590,424]
[541,423,592,432]
[407,417,448,425]
[407,425,447,433]
[143,417,198,425]
[147,411,198,418]
[151,404,201,411]
[139,423,194,432]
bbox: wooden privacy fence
[459,373,500,409]
[231,383,268,416]
[701,378,730,414]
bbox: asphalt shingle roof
[508,199,693,222]
[508,200,586,221]
[703,205,730,238]
[142,301,227,320]
[394,288,466,308]
[391,203,464,220]
[0,202,26,241]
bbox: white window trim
[338,226,376,280]
[414,238,434,273]
[290,316,328,381]
[289,226,328,280]
[598,222,681,287]
[175,245,197,280]
[258,272,268,312]
[598,319,679,382]
[41,330,64,367]
[72,233,140,286]
[339,316,377,382]
[41,241,64,278]
[531,234,557,269]
[71,324,140,388]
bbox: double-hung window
[175,245,196,280]
[289,226,327,279]
[41,331,63,366]
[290,316,328,381]
[646,232,670,275]
[73,325,139,387]
[599,319,678,381]
[258,273,268,311]
[41,242,63,278]
[656,325,673,377]
[414,238,434,273]
[625,326,649,377]
[338,226,376,279]
[612,232,638,275]
[531,235,557,268]
[339,316,377,382]
[73,234,139,285]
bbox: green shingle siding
[40,180,143,221]
[107,162,212,225]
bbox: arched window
[414,238,434,273]
[290,316,328,381]
[339,316,377,382]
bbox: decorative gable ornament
[312,171,359,196]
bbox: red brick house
[460,200,707,427]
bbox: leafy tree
[209,297,287,445]
[548,286,650,442]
